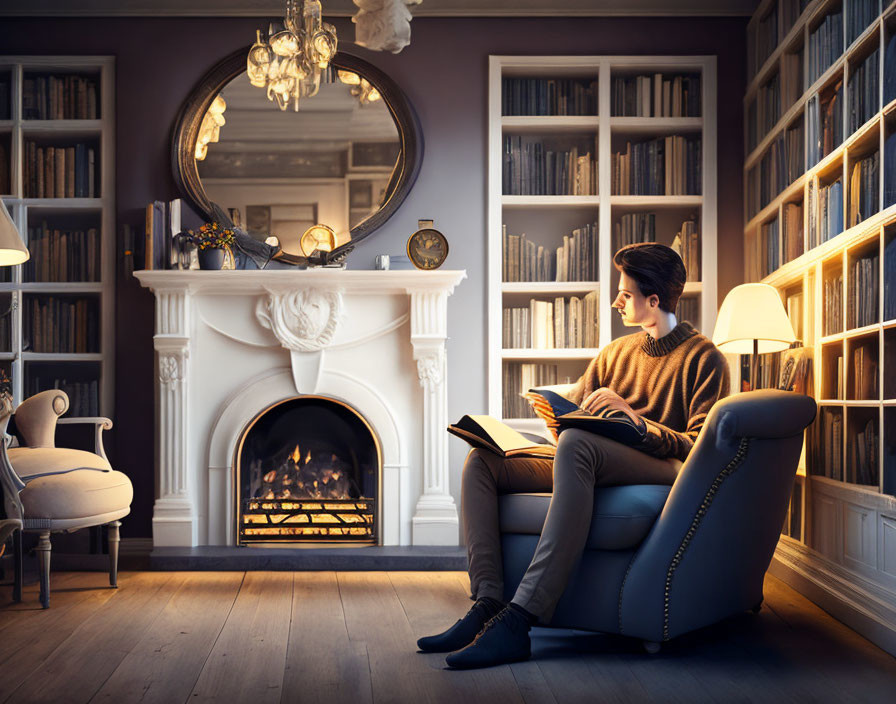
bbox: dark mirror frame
[171,47,423,264]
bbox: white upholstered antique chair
[0,389,133,607]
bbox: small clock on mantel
[407,220,449,270]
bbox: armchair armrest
[57,417,113,461]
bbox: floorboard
[187,571,294,704]
[89,572,244,704]
[0,570,894,704]
[5,571,184,704]
[281,571,372,704]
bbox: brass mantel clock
[407,220,449,270]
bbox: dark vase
[198,247,226,270]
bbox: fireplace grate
[239,498,376,543]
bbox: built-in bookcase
[488,55,717,429]
[746,1,896,650]
[0,56,114,417]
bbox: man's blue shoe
[444,606,532,669]
[417,598,499,653]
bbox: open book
[523,388,647,446]
[447,415,556,458]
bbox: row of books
[809,177,843,249]
[781,479,803,541]
[671,220,700,282]
[885,236,896,321]
[847,152,879,229]
[847,49,878,135]
[675,296,699,325]
[23,141,98,198]
[501,78,598,116]
[22,74,99,121]
[502,362,559,419]
[0,77,9,120]
[501,135,596,196]
[21,225,101,282]
[886,33,896,105]
[847,252,879,329]
[851,342,878,400]
[782,201,804,264]
[806,81,842,167]
[23,296,99,354]
[814,409,844,480]
[502,291,600,349]
[0,141,9,195]
[757,72,780,150]
[747,0,801,79]
[609,73,700,117]
[25,378,99,418]
[848,417,879,486]
[823,272,843,335]
[846,0,879,46]
[756,126,803,212]
[612,213,655,251]
[611,135,701,196]
[502,223,598,282]
[807,8,842,88]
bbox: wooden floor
[1,571,895,703]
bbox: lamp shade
[712,283,796,354]
[0,202,29,266]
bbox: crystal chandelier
[247,0,338,111]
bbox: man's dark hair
[613,242,687,313]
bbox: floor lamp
[712,283,796,391]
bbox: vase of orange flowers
[188,222,236,270]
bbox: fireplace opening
[235,396,380,545]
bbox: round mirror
[172,48,423,265]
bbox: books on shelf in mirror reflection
[502,222,597,282]
[610,73,700,117]
[611,135,701,195]
[501,77,597,116]
[503,291,599,349]
[502,135,596,196]
[503,362,560,419]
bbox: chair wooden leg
[107,520,121,588]
[36,531,51,609]
[13,528,22,603]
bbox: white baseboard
[771,540,896,657]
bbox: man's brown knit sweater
[567,321,729,462]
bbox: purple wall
[0,15,746,539]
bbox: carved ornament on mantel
[352,0,422,53]
[256,288,345,353]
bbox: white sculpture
[353,0,421,53]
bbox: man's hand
[581,387,646,431]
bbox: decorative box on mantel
[135,269,466,548]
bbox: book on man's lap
[523,387,647,446]
[447,415,555,458]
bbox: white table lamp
[0,202,29,266]
[713,283,796,391]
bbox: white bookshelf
[0,56,115,417]
[488,55,718,424]
[745,0,896,655]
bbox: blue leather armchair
[498,389,817,651]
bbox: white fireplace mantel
[136,269,466,548]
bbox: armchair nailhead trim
[661,437,750,642]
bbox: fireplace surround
[135,269,466,548]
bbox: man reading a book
[418,242,730,669]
